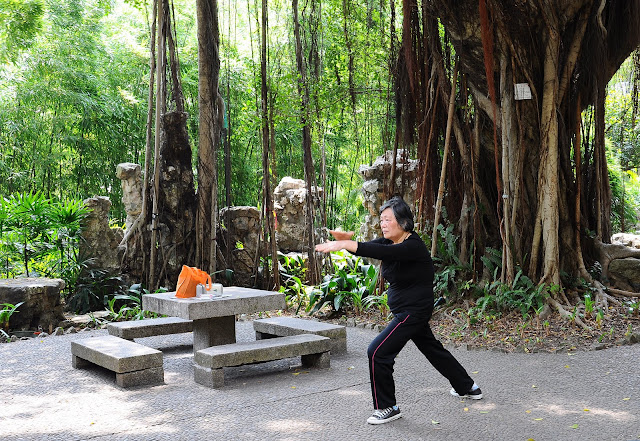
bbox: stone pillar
[358,150,419,241]
[81,196,123,273]
[273,177,323,252]
[116,163,143,231]
[218,206,261,287]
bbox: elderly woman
[316,196,482,425]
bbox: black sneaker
[450,383,483,400]
[366,406,402,425]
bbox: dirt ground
[319,297,640,354]
[11,294,636,354]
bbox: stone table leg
[192,316,236,352]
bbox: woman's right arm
[315,239,358,253]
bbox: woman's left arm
[355,236,428,261]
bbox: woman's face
[380,207,405,243]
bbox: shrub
[307,251,381,315]
[0,192,88,291]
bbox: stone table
[0,277,66,332]
[142,287,286,353]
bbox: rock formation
[273,177,323,252]
[358,150,419,241]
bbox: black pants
[367,311,475,409]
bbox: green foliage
[105,283,166,321]
[307,251,381,315]
[584,293,595,317]
[0,302,24,333]
[67,268,127,314]
[0,0,44,62]
[279,251,388,317]
[362,291,390,319]
[278,254,308,313]
[608,167,640,233]
[5,191,54,275]
[604,58,640,233]
[0,0,148,220]
[0,192,89,287]
[428,224,472,301]
[480,246,503,280]
[1,0,396,226]
[471,268,552,320]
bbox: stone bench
[71,335,164,388]
[107,317,193,340]
[253,317,347,354]
[194,334,331,388]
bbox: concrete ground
[1,320,639,441]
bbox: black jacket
[354,231,434,317]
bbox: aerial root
[592,280,621,308]
[548,297,591,331]
[607,287,640,299]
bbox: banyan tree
[395,0,640,319]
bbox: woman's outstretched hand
[328,230,354,240]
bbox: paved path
[1,320,638,440]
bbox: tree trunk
[397,0,640,308]
[431,61,458,257]
[538,18,561,287]
[499,49,515,283]
[259,0,279,290]
[196,0,221,276]
[293,0,320,285]
[149,0,168,290]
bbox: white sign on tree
[514,83,532,100]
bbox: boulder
[218,206,261,287]
[81,197,123,273]
[358,150,419,241]
[608,257,640,292]
[0,278,65,332]
[611,233,640,249]
[273,177,323,252]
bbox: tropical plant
[6,191,54,276]
[429,224,473,302]
[67,268,127,314]
[307,252,380,315]
[0,193,90,294]
[471,270,551,320]
[0,301,24,333]
[105,283,166,321]
[363,292,390,319]
[278,253,307,313]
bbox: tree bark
[538,16,561,287]
[499,49,515,283]
[431,61,458,257]
[196,0,221,276]
[149,0,168,290]
[411,1,640,299]
[259,0,279,290]
[293,0,320,285]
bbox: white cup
[212,283,223,297]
